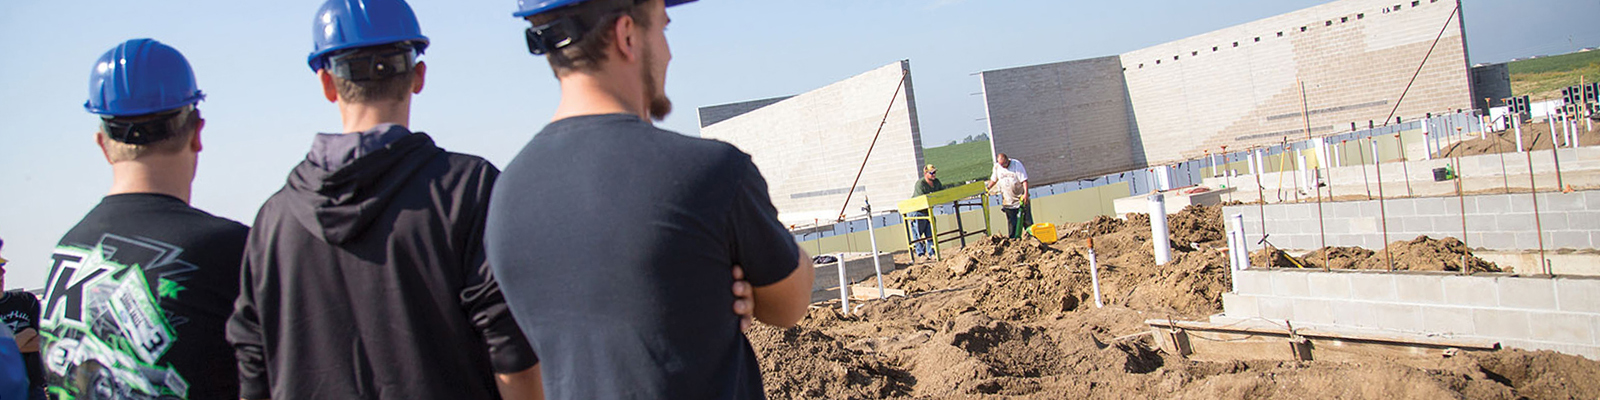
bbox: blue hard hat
[309,0,430,72]
[513,0,696,18]
[85,39,205,117]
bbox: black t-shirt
[486,114,801,400]
[40,193,247,400]
[0,290,43,393]
[227,131,536,400]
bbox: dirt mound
[1357,236,1503,273]
[753,204,1592,398]
[1250,237,1502,273]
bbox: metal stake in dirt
[1254,147,1268,237]
[1373,140,1394,271]
[1397,133,1413,198]
[1526,149,1548,273]
[1358,138,1372,200]
[1088,238,1104,308]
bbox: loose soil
[1254,236,1505,273]
[1439,120,1599,158]
[752,204,1597,399]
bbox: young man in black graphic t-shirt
[1,237,45,400]
[40,38,247,400]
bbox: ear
[94,131,114,164]
[614,14,640,63]
[318,69,339,102]
[411,61,426,94]
[190,117,206,153]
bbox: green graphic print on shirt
[40,234,195,400]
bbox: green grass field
[1509,50,1600,101]
[922,140,992,186]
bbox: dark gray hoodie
[227,125,536,400]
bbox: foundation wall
[1225,268,1600,360]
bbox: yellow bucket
[1028,223,1057,244]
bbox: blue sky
[1,0,1595,288]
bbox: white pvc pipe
[1149,193,1171,265]
[865,213,885,300]
[1422,122,1434,160]
[1088,241,1104,308]
[1515,117,1524,152]
[836,252,850,314]
[1225,215,1239,271]
[1233,213,1250,271]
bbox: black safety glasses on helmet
[101,107,193,145]
[523,0,645,56]
[328,44,417,82]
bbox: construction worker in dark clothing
[41,38,248,400]
[224,1,542,398]
[487,0,815,398]
[908,164,943,260]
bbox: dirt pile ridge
[1253,236,1503,273]
[753,204,1593,398]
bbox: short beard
[642,46,672,121]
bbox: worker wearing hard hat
[486,0,815,398]
[909,164,945,260]
[987,153,1033,238]
[39,38,250,399]
[225,1,543,399]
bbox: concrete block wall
[1122,0,1473,166]
[1222,189,1600,252]
[982,56,1143,186]
[701,61,924,222]
[1225,269,1600,359]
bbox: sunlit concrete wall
[701,61,924,223]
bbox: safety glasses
[328,45,417,82]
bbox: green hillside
[1509,50,1600,101]
[923,140,992,186]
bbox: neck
[338,98,412,133]
[107,157,196,203]
[552,68,648,122]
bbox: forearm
[496,364,544,400]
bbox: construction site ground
[750,204,1600,399]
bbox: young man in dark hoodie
[488,1,814,398]
[41,38,247,400]
[0,237,45,400]
[223,1,543,399]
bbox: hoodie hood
[284,128,443,244]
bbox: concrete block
[1349,217,1378,234]
[1223,293,1261,318]
[1394,274,1446,304]
[1527,312,1594,345]
[1265,205,1288,220]
[1402,217,1434,234]
[1306,273,1352,299]
[1477,195,1511,213]
[1498,214,1535,232]
[1551,231,1591,250]
[1588,191,1600,211]
[1479,232,1514,251]
[1271,270,1311,297]
[1259,296,1295,320]
[1545,192,1587,212]
[1515,232,1544,250]
[1376,303,1424,332]
[1498,277,1557,310]
[1411,198,1444,216]
[1474,308,1531,340]
[1234,270,1273,295]
[1466,214,1498,232]
[1420,305,1474,335]
[1330,300,1373,327]
[1332,203,1361,218]
[1433,216,1464,234]
[1388,200,1417,217]
[1570,212,1600,230]
[1442,275,1499,307]
[1539,212,1571,231]
[1293,299,1334,324]
[1556,278,1600,313]
[1349,273,1397,301]
[1462,196,1479,214]
[1359,201,1381,218]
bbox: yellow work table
[896,181,992,260]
